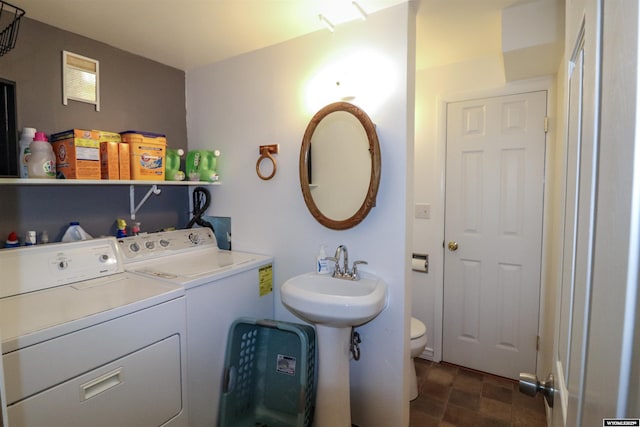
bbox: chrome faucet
[335,245,348,276]
[327,244,368,280]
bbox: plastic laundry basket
[218,317,316,427]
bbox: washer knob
[130,243,140,252]
[160,239,170,247]
[99,254,110,263]
[145,241,155,250]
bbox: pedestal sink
[280,272,387,427]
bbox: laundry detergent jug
[165,148,185,181]
[186,150,220,182]
[28,132,56,179]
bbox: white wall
[186,4,415,426]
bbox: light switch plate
[414,203,430,219]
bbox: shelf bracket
[130,184,161,220]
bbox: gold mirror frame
[299,102,381,230]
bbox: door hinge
[544,116,549,133]
[536,335,540,351]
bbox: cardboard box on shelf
[94,130,122,143]
[100,141,120,180]
[119,143,130,180]
[96,130,125,180]
[53,137,100,180]
[50,129,99,142]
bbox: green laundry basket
[218,317,316,427]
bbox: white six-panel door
[443,91,547,379]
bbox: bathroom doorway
[442,91,547,380]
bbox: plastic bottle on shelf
[28,132,56,179]
[18,127,36,178]
[165,149,185,181]
[186,150,220,182]
[61,222,93,242]
[25,230,36,246]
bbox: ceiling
[10,0,528,71]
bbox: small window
[62,50,100,111]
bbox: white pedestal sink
[280,272,387,427]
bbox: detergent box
[99,141,119,179]
[95,130,124,180]
[120,131,167,181]
[50,129,98,142]
[119,143,130,180]
[50,129,100,179]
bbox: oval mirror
[299,102,381,230]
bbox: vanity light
[352,1,368,21]
[319,14,335,32]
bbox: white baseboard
[417,347,434,361]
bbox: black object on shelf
[0,78,17,177]
[0,1,25,57]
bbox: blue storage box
[218,317,316,427]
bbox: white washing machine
[0,237,188,427]
[117,228,274,427]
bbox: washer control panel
[117,228,218,260]
[0,238,122,299]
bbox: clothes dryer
[0,237,187,426]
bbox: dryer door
[8,335,183,426]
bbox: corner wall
[186,4,415,425]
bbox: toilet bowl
[410,317,427,401]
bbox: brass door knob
[447,241,459,251]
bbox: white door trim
[432,76,556,367]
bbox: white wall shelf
[0,178,220,220]
[0,178,220,186]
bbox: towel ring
[256,144,279,180]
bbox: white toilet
[409,317,428,401]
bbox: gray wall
[0,18,191,242]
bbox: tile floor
[410,360,547,427]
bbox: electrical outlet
[414,203,430,219]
